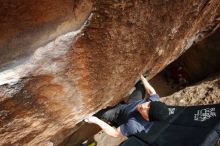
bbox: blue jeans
[95,82,145,126]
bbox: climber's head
[137,101,169,121]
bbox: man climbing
[85,75,169,138]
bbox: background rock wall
[161,74,220,106]
[0,0,220,145]
[170,27,220,83]
[149,27,220,97]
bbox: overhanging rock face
[0,0,220,145]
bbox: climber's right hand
[84,116,98,124]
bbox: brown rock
[0,0,92,68]
[0,0,220,145]
[161,74,220,106]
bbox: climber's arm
[140,75,156,95]
[85,116,123,138]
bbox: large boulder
[0,0,219,145]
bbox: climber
[85,75,169,138]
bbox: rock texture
[0,0,92,69]
[0,0,220,145]
[169,27,220,83]
[161,74,220,106]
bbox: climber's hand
[140,74,145,80]
[84,116,98,124]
